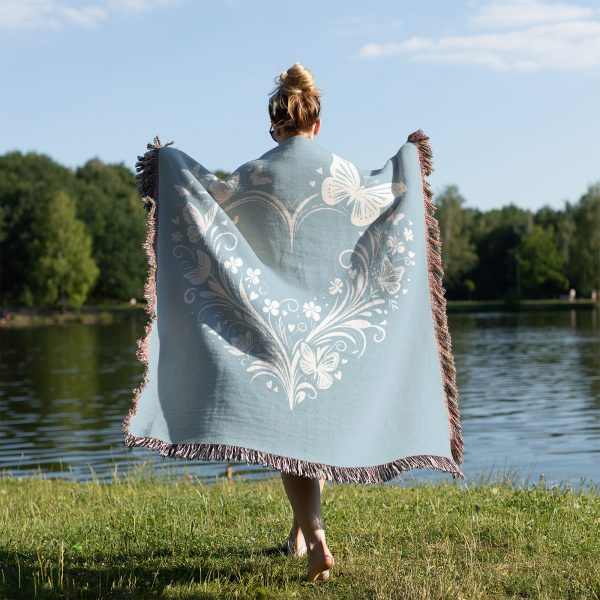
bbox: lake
[1,309,598,489]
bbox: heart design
[177,153,416,410]
[172,216,180,225]
[408,251,415,258]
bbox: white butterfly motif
[298,342,340,390]
[207,171,240,203]
[376,255,405,295]
[321,154,395,226]
[182,202,218,244]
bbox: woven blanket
[122,130,465,483]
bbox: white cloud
[0,0,181,30]
[470,0,594,29]
[354,0,600,71]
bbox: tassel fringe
[121,132,466,485]
[407,128,465,467]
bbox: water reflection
[1,309,598,488]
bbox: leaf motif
[208,278,227,296]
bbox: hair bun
[268,62,322,134]
[279,62,317,96]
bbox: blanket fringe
[407,129,465,467]
[121,133,466,485]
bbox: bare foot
[301,539,334,583]
[284,523,307,557]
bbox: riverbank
[1,472,598,599]
[1,298,598,327]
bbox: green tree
[75,159,147,301]
[33,191,99,309]
[567,183,600,296]
[0,151,81,304]
[433,185,478,298]
[512,224,568,298]
[469,203,532,300]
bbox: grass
[1,466,599,599]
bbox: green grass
[1,466,599,599]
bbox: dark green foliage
[0,150,598,306]
[75,158,147,301]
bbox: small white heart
[409,220,413,225]
[221,219,227,225]
[411,261,415,265]
[249,291,258,300]
[282,310,287,316]
[171,216,180,225]
[287,323,295,332]
[334,371,342,380]
[266,380,272,389]
[408,251,415,258]
[309,180,316,187]
[316,167,323,174]
[402,289,408,294]
[341,358,348,364]
[273,386,278,392]
[380,320,387,325]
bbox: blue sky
[1,0,598,211]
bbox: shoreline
[0,298,598,327]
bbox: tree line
[0,150,598,309]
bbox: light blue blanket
[122,130,465,483]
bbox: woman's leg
[284,478,325,554]
[280,472,334,581]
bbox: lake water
[1,309,598,489]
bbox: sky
[1,0,599,212]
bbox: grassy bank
[1,298,598,327]
[1,470,598,599]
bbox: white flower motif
[263,298,280,316]
[403,227,414,242]
[303,301,322,321]
[348,267,358,279]
[328,277,344,295]
[224,255,243,273]
[386,235,405,255]
[244,267,261,285]
[172,231,183,242]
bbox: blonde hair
[268,62,321,136]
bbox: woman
[125,61,464,587]
[268,62,333,583]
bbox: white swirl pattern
[171,154,415,410]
